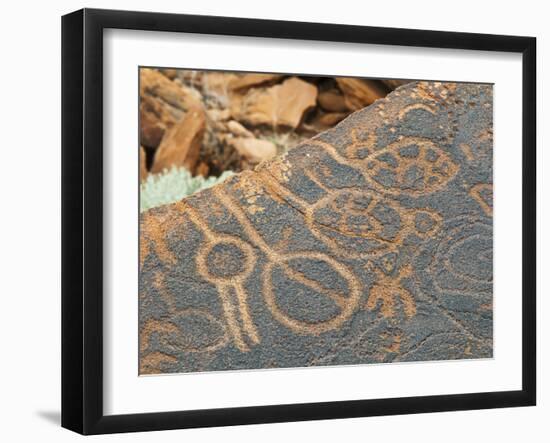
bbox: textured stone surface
[139,81,493,375]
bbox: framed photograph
[61,8,536,435]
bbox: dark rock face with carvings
[139,81,493,374]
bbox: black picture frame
[61,8,536,435]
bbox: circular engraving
[196,236,256,285]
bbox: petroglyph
[139,81,493,374]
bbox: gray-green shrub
[140,167,233,212]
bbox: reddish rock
[229,73,283,92]
[226,120,254,138]
[206,108,231,122]
[202,72,239,98]
[317,89,349,113]
[140,146,148,182]
[140,68,202,112]
[231,77,318,129]
[228,137,277,164]
[336,78,389,110]
[139,96,179,149]
[140,68,203,149]
[317,112,348,127]
[159,68,178,80]
[151,105,206,174]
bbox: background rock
[139,95,178,149]
[229,73,283,92]
[336,77,390,110]
[317,89,349,113]
[151,105,206,175]
[228,137,277,164]
[230,77,318,128]
[140,68,202,111]
[140,146,148,182]
[139,68,412,179]
[226,120,255,138]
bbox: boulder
[231,77,318,129]
[151,105,206,175]
[229,73,283,92]
[226,120,255,138]
[201,72,239,100]
[301,111,349,135]
[140,68,202,112]
[206,108,231,122]
[228,137,277,164]
[317,89,349,113]
[139,95,179,149]
[335,78,389,110]
[140,81,494,373]
[159,68,178,80]
[139,68,203,149]
[316,111,348,127]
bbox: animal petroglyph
[139,81,493,374]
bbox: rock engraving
[139,81,493,374]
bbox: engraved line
[281,264,348,309]
[212,185,275,257]
[219,285,249,352]
[234,283,260,344]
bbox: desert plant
[140,167,233,212]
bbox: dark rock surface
[139,81,493,375]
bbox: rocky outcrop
[139,81,493,374]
